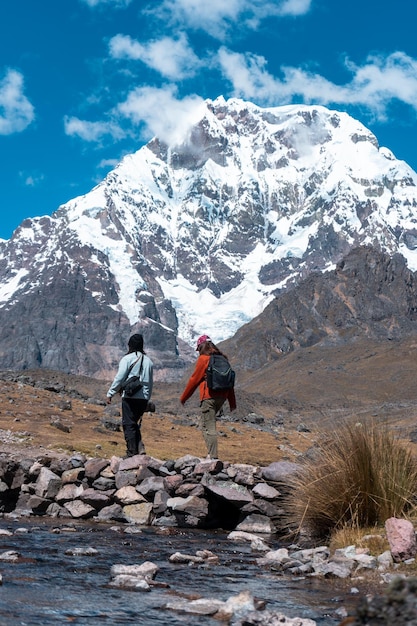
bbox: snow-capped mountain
[1,96,417,377]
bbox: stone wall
[0,453,299,533]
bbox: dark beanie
[128,333,144,352]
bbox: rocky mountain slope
[1,97,417,378]
[223,245,417,369]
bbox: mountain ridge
[1,97,417,377]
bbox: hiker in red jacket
[180,335,236,459]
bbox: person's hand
[106,396,112,405]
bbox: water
[0,519,355,625]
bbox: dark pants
[122,398,148,456]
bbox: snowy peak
[1,97,417,377]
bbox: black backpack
[206,354,235,391]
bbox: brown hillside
[236,336,417,429]
[1,335,417,465]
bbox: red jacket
[180,354,236,411]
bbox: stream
[0,518,359,625]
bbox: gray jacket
[107,351,153,400]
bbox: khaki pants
[200,397,225,459]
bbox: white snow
[157,272,273,344]
[0,269,29,304]
[65,200,148,324]
[2,98,417,345]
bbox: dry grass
[285,419,417,539]
[0,378,313,465]
[329,526,389,555]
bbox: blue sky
[1,0,417,239]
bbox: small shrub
[285,419,417,539]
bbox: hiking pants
[122,398,148,456]
[200,397,225,459]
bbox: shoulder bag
[120,355,144,397]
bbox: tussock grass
[285,419,417,540]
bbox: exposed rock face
[224,246,417,369]
[0,227,183,379]
[2,98,417,378]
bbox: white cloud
[218,48,417,120]
[80,0,133,7]
[155,0,312,39]
[117,85,205,145]
[0,69,35,135]
[159,0,241,37]
[98,157,120,169]
[109,33,201,80]
[279,0,312,16]
[64,116,126,142]
[343,52,417,113]
[23,173,45,187]
[218,48,278,101]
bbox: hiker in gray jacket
[107,333,153,457]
